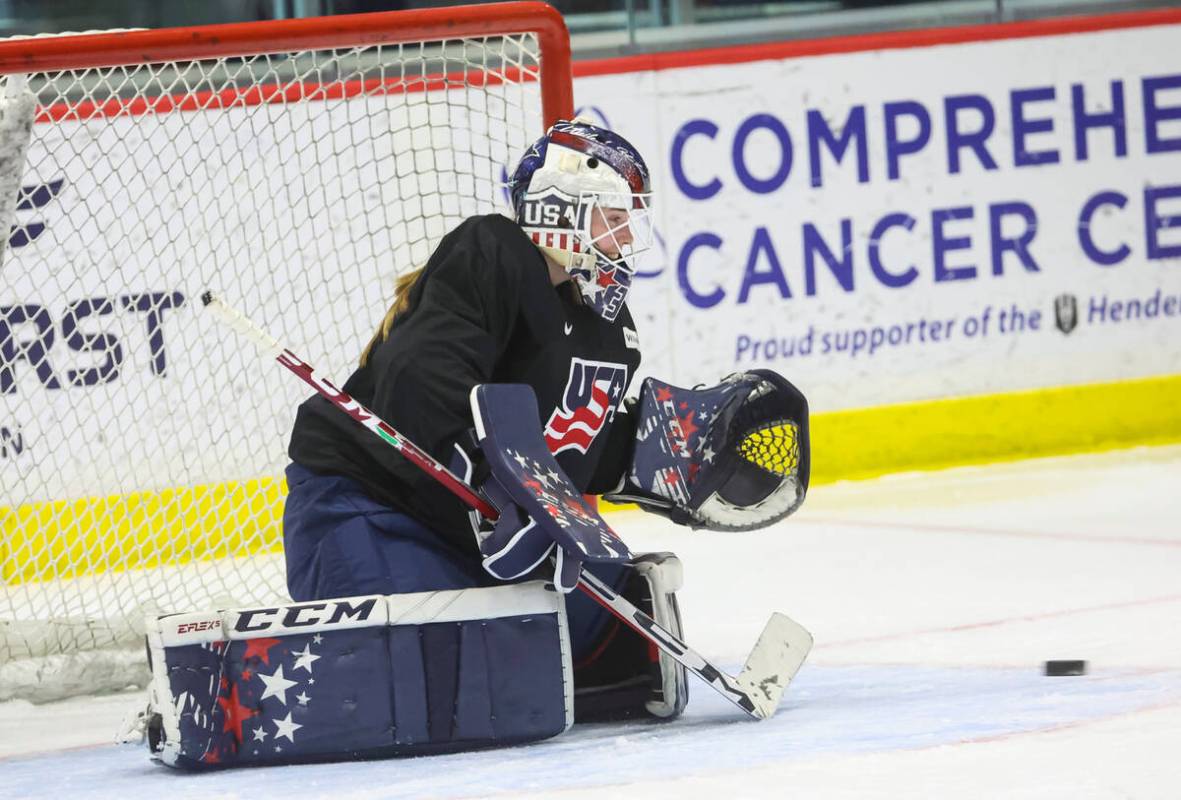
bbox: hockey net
[0,3,571,702]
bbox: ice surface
[2,445,1179,799]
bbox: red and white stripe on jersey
[544,378,612,455]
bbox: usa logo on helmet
[544,357,628,455]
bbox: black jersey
[288,214,642,553]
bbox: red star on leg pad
[243,637,282,665]
[216,683,258,745]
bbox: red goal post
[0,3,572,122]
[0,2,573,701]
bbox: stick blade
[735,612,813,720]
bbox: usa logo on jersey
[544,358,628,455]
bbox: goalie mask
[508,119,654,322]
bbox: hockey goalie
[133,120,812,768]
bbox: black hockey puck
[1044,660,1087,676]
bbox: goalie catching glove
[605,369,810,531]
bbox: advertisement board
[571,19,1181,414]
[2,11,1179,517]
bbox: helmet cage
[509,119,653,322]
[520,188,653,322]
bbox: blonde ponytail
[359,265,424,367]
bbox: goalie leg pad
[145,581,573,769]
[571,552,689,721]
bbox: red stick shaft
[274,348,500,521]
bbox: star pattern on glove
[503,448,627,557]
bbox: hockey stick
[201,291,812,720]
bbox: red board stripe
[35,68,538,124]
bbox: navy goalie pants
[282,461,618,662]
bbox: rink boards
[3,9,1181,583]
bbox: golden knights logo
[1054,294,1078,335]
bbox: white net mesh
[0,22,550,701]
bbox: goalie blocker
[135,557,687,769]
